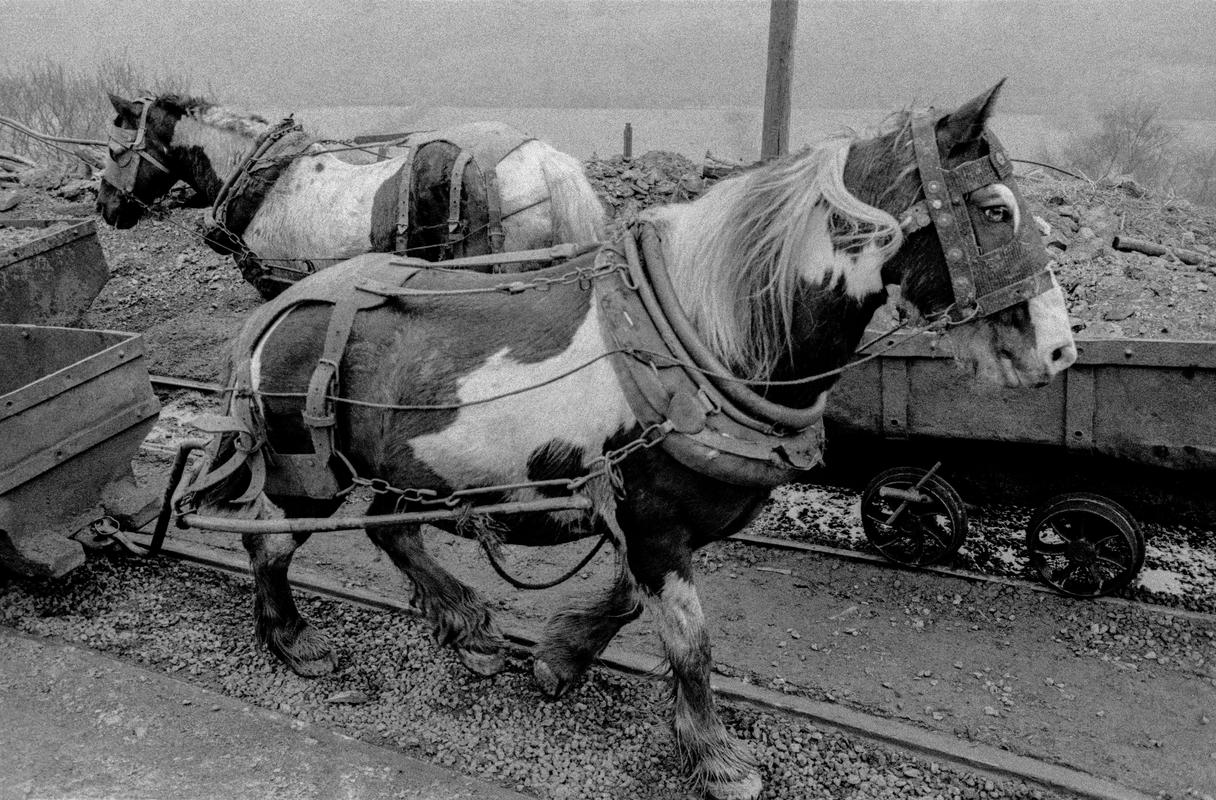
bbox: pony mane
[159,93,272,138]
[644,139,905,380]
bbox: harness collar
[204,116,311,247]
[899,109,1055,322]
[597,225,825,488]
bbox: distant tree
[1062,95,1180,183]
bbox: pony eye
[982,205,1010,223]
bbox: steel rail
[728,532,1216,625]
[118,531,1156,800]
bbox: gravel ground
[0,555,1065,800]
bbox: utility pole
[760,0,798,161]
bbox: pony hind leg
[244,496,342,677]
[636,545,761,800]
[533,557,641,698]
[364,498,505,676]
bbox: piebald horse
[188,84,1075,799]
[95,94,606,294]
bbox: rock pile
[582,151,709,228]
[1022,174,1216,340]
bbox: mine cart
[825,331,1216,597]
[0,325,160,578]
[0,218,109,325]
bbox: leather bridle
[103,97,172,194]
[899,109,1056,324]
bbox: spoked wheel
[860,464,968,567]
[1025,492,1145,598]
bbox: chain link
[336,419,673,513]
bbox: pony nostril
[1049,343,1077,370]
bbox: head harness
[103,97,172,194]
[900,110,1055,323]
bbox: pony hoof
[533,658,571,698]
[706,772,762,800]
[274,625,336,677]
[457,647,505,677]
[289,651,338,677]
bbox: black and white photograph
[1,1,1213,798]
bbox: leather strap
[485,162,505,252]
[394,145,416,253]
[910,112,979,315]
[303,288,367,467]
[447,149,475,257]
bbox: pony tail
[541,151,607,243]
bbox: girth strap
[303,287,370,469]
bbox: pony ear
[108,93,138,120]
[937,80,1005,156]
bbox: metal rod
[178,496,593,534]
[623,122,633,159]
[882,461,943,527]
[149,440,210,554]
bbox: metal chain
[342,420,671,512]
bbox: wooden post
[623,122,633,159]
[761,0,798,161]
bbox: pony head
[648,81,1074,403]
[96,94,185,228]
[845,81,1076,388]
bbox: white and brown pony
[96,93,606,295]
[185,84,1075,799]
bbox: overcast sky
[3,1,1215,118]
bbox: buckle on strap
[975,268,1058,317]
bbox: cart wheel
[860,466,968,567]
[1025,492,1145,598]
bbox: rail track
[7,530,1157,800]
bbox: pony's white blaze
[247,155,402,262]
[1028,274,1075,373]
[946,272,1076,386]
[408,302,636,489]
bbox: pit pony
[96,94,606,296]
[183,83,1075,799]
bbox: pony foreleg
[364,501,505,676]
[533,558,641,698]
[641,566,761,800]
[244,497,341,677]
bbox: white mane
[642,141,904,380]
